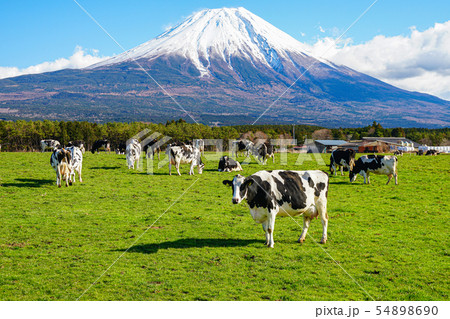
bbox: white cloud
[0,46,109,80]
[306,21,450,100]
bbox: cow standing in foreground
[349,155,398,185]
[329,148,356,176]
[50,148,72,187]
[167,144,204,175]
[218,156,243,172]
[126,139,142,169]
[223,170,329,248]
[41,139,60,152]
[66,146,83,183]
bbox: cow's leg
[367,173,370,184]
[56,166,61,187]
[298,216,311,243]
[317,199,328,244]
[394,172,398,185]
[189,163,194,175]
[362,171,367,184]
[340,165,344,176]
[78,165,83,183]
[262,220,269,246]
[176,163,181,176]
[267,210,277,248]
[169,162,172,175]
[386,174,392,185]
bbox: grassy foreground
[0,151,448,300]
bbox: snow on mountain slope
[89,7,331,75]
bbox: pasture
[0,151,448,300]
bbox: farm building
[312,140,347,153]
[362,137,420,150]
[358,141,390,153]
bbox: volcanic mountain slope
[0,7,449,127]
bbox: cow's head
[222,175,253,204]
[198,162,205,174]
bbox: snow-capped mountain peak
[90,7,316,75]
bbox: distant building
[362,137,421,149]
[313,140,347,153]
[358,141,390,153]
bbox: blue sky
[1,0,450,99]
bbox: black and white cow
[91,140,111,154]
[416,150,424,156]
[223,170,329,248]
[143,140,161,160]
[250,142,268,164]
[329,148,356,176]
[349,155,398,185]
[67,140,85,154]
[50,148,72,187]
[41,139,60,152]
[393,150,403,156]
[218,156,243,172]
[265,142,275,163]
[66,146,83,183]
[115,142,127,155]
[425,150,439,156]
[167,144,204,175]
[126,139,141,169]
[232,140,254,158]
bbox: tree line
[0,119,448,152]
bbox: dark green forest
[0,119,448,151]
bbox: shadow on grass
[329,180,353,185]
[116,238,261,254]
[1,178,54,188]
[90,166,121,170]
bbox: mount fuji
[1,7,449,127]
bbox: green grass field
[0,151,448,300]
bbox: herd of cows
[39,137,437,248]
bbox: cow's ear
[242,178,253,189]
[222,180,232,187]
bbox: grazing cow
[329,148,356,176]
[167,144,204,175]
[126,139,142,169]
[223,170,329,248]
[416,150,424,156]
[41,139,60,152]
[232,140,254,158]
[349,155,398,185]
[218,156,243,172]
[425,150,439,156]
[393,150,403,156]
[66,146,83,183]
[115,142,127,155]
[50,148,72,187]
[67,140,85,154]
[91,139,111,154]
[193,139,205,155]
